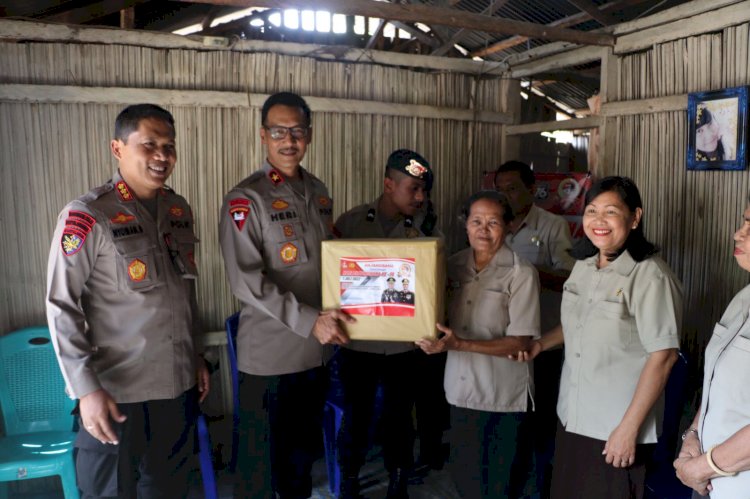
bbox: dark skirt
[551,420,655,499]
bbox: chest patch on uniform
[115,181,134,202]
[280,242,298,264]
[128,258,147,282]
[61,210,96,256]
[169,205,184,218]
[270,210,297,222]
[272,199,289,210]
[319,196,330,206]
[269,169,284,185]
[110,212,135,224]
[283,224,295,238]
[112,225,144,238]
[170,220,190,229]
[229,198,251,231]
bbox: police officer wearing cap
[399,279,415,305]
[381,277,400,303]
[219,92,354,498]
[46,104,210,498]
[334,149,443,498]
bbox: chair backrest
[0,326,76,435]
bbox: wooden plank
[43,0,147,24]
[600,94,687,116]
[505,116,602,135]
[431,0,511,56]
[390,21,440,48]
[510,45,605,78]
[616,1,750,54]
[0,83,515,124]
[612,0,743,35]
[0,19,507,75]
[176,0,615,46]
[120,7,135,29]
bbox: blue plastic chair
[224,312,241,473]
[644,351,693,499]
[0,326,79,498]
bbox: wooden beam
[431,0,511,56]
[120,7,135,29]
[44,0,147,24]
[470,0,649,58]
[566,0,614,26]
[0,19,507,75]
[612,0,743,35]
[600,94,687,116]
[510,45,604,78]
[389,21,440,48]
[175,0,615,46]
[615,0,750,54]
[0,83,515,124]
[365,18,386,49]
[505,116,602,135]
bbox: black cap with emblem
[385,149,433,192]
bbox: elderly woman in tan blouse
[416,190,540,498]
[517,176,682,499]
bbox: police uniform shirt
[334,198,441,355]
[505,204,575,333]
[557,250,682,443]
[219,161,334,376]
[443,245,540,412]
[46,171,201,403]
[698,284,750,498]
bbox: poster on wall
[481,171,592,238]
[687,86,748,171]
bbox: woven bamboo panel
[0,41,509,333]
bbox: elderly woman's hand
[507,339,543,362]
[674,454,713,496]
[415,323,460,354]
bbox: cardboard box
[322,238,445,341]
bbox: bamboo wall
[606,22,750,360]
[0,35,513,333]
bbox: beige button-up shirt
[443,245,540,412]
[46,172,201,403]
[219,162,334,376]
[505,204,574,332]
[698,284,750,498]
[558,251,682,443]
[334,198,442,355]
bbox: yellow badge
[128,258,147,282]
[272,199,289,210]
[280,243,298,264]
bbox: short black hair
[114,104,174,142]
[494,160,535,189]
[261,92,311,127]
[462,190,514,225]
[570,176,659,262]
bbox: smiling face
[583,190,642,258]
[466,198,507,257]
[111,117,176,199]
[261,104,311,176]
[733,204,750,272]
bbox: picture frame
[687,86,748,171]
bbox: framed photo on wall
[687,86,748,170]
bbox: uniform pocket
[732,335,750,353]
[113,236,161,292]
[171,230,199,278]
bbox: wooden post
[598,46,618,177]
[501,78,522,164]
[120,7,135,29]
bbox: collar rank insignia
[128,258,147,282]
[229,198,251,231]
[269,169,284,186]
[280,242,298,264]
[115,181,134,202]
[110,212,136,224]
[272,199,289,210]
[366,208,376,222]
[169,205,184,218]
[319,197,330,206]
[405,159,428,178]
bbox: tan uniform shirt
[698,284,750,498]
[219,162,334,376]
[557,251,682,443]
[505,204,574,332]
[334,198,441,355]
[46,171,200,403]
[443,246,540,412]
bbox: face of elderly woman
[466,198,506,255]
[733,204,750,272]
[583,190,642,256]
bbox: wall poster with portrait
[687,86,748,170]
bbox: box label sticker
[339,257,415,317]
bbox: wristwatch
[681,427,699,441]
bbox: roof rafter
[431,0,511,56]
[566,0,616,26]
[175,0,615,46]
[43,0,149,24]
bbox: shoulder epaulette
[79,182,114,203]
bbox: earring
[632,224,638,229]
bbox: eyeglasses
[263,125,310,140]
